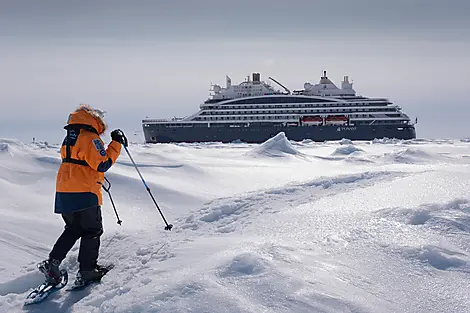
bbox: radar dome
[304,83,313,90]
[213,85,221,92]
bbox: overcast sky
[1,0,469,143]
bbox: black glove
[111,129,128,147]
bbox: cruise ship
[142,71,416,143]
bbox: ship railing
[142,118,187,123]
[142,119,171,123]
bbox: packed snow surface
[0,136,469,312]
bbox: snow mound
[288,140,306,147]
[371,138,405,145]
[339,138,353,145]
[218,252,269,277]
[332,144,364,155]
[382,147,440,164]
[402,245,467,271]
[0,139,25,155]
[418,246,467,270]
[344,155,375,164]
[230,139,245,144]
[246,132,301,158]
[408,210,432,225]
[375,198,470,233]
[31,141,58,150]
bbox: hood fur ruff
[71,104,107,134]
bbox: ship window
[225,96,336,106]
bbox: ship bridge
[294,70,356,97]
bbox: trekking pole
[122,145,173,231]
[102,176,122,225]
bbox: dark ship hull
[143,123,416,143]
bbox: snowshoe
[24,268,68,306]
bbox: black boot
[38,258,61,285]
[78,268,105,283]
[74,264,112,287]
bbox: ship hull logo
[337,126,357,131]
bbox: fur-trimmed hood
[66,104,107,134]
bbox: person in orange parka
[38,103,128,286]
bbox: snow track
[178,170,408,234]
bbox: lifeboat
[325,115,348,125]
[301,115,323,125]
[286,122,299,127]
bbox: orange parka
[54,105,122,214]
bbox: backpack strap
[61,124,99,167]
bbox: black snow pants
[49,206,103,271]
